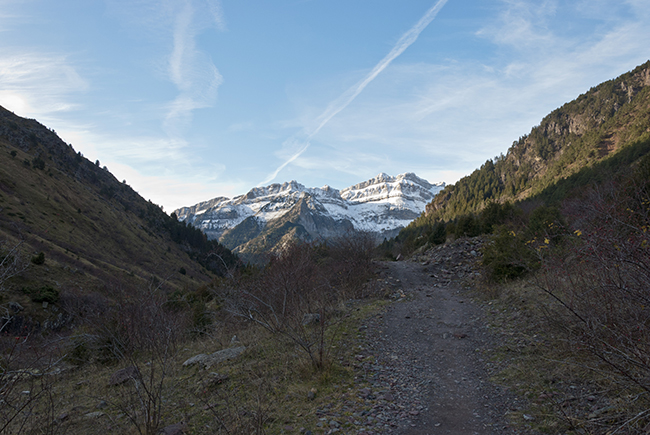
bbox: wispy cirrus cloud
[164,0,224,139]
[0,52,88,118]
[105,160,247,212]
[260,0,450,185]
[282,0,650,187]
[105,0,225,140]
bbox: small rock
[84,411,105,419]
[307,388,317,400]
[160,422,187,435]
[183,346,246,369]
[208,372,229,384]
[109,366,140,386]
[523,414,535,421]
[302,313,321,326]
[96,400,108,409]
[182,353,209,367]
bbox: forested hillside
[387,61,650,255]
[430,61,650,219]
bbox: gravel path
[354,259,529,435]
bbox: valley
[0,60,649,434]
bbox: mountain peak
[175,173,444,259]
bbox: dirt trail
[362,260,524,434]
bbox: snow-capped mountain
[175,173,444,258]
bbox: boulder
[183,346,246,369]
[108,366,140,386]
[182,354,209,367]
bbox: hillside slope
[0,106,238,302]
[425,61,650,221]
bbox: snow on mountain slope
[174,173,444,253]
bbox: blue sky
[1,0,649,211]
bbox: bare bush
[225,233,377,370]
[113,288,186,434]
[0,239,27,293]
[0,335,67,434]
[67,280,188,434]
[535,178,650,433]
[325,231,376,298]
[228,243,334,369]
[196,365,271,435]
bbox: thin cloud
[0,51,88,117]
[259,139,310,186]
[164,0,224,139]
[169,1,194,90]
[106,161,244,212]
[260,0,449,185]
[311,0,448,137]
[297,0,650,188]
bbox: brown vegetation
[472,156,650,433]
[0,231,380,434]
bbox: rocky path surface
[352,242,532,434]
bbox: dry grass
[476,275,650,435]
[0,137,212,302]
[0,295,387,435]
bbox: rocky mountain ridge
[424,60,650,220]
[175,173,444,258]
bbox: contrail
[260,141,310,186]
[260,0,449,186]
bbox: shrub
[455,214,481,237]
[478,200,520,233]
[31,252,45,265]
[227,235,376,370]
[527,205,565,239]
[31,157,45,170]
[481,226,537,282]
[24,285,59,304]
[427,221,447,245]
[534,172,650,433]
